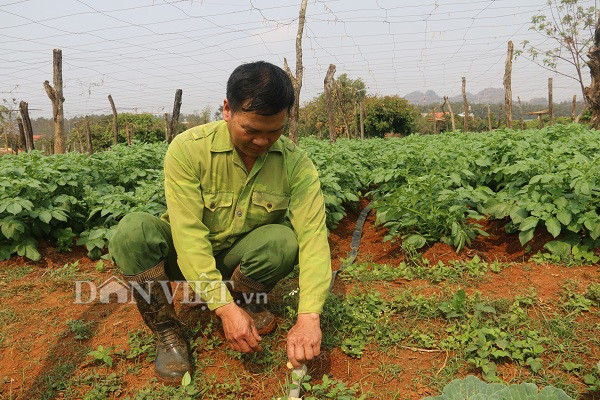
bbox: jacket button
[209,202,216,209]
[267,202,272,208]
[237,210,242,217]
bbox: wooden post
[359,101,365,140]
[17,117,26,152]
[504,41,514,128]
[487,105,492,131]
[518,97,525,129]
[283,0,308,145]
[462,77,469,132]
[443,96,456,131]
[19,101,34,151]
[431,108,437,134]
[497,104,503,128]
[108,94,118,144]
[353,102,359,139]
[163,113,170,142]
[43,49,65,154]
[169,89,183,143]
[548,78,554,125]
[126,122,132,146]
[571,95,577,121]
[2,110,9,151]
[76,128,84,153]
[538,113,544,128]
[334,81,351,139]
[84,116,93,155]
[324,64,337,143]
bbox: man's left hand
[287,313,321,368]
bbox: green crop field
[0,124,599,399]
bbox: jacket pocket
[202,191,233,232]
[249,191,290,226]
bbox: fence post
[548,78,554,126]
[169,89,183,143]
[19,101,34,151]
[504,41,514,128]
[462,77,469,132]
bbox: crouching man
[108,61,331,383]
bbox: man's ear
[223,99,231,122]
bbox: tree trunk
[548,78,554,126]
[126,122,132,146]
[353,102,358,139]
[85,116,93,155]
[108,94,118,145]
[43,49,65,154]
[283,0,308,145]
[571,95,577,122]
[442,96,455,131]
[518,97,525,129]
[504,41,514,128]
[585,19,600,129]
[462,77,469,132]
[335,81,351,139]
[163,113,170,142]
[487,105,492,131]
[497,104,503,128]
[17,117,26,152]
[359,101,365,140]
[170,89,183,142]
[19,101,34,151]
[324,64,337,143]
[2,112,8,152]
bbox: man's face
[223,99,287,159]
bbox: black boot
[128,260,193,384]
[228,266,277,335]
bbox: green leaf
[510,208,528,224]
[519,216,539,232]
[1,219,25,240]
[181,371,191,387]
[403,234,426,249]
[591,222,600,240]
[543,241,571,258]
[6,202,22,215]
[556,210,571,226]
[51,210,68,222]
[38,210,53,224]
[545,217,561,238]
[519,228,535,246]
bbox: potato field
[0,124,599,399]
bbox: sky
[0,0,596,119]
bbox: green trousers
[108,212,298,288]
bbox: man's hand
[215,302,262,353]
[287,313,321,368]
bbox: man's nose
[253,136,269,147]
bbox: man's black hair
[226,61,294,116]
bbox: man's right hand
[214,302,262,353]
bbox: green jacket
[162,120,331,313]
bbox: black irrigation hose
[329,201,373,291]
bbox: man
[109,61,332,383]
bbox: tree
[363,96,419,137]
[298,73,366,139]
[517,0,596,104]
[185,106,212,128]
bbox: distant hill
[405,87,513,105]
[403,90,442,105]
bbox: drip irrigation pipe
[329,201,373,291]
